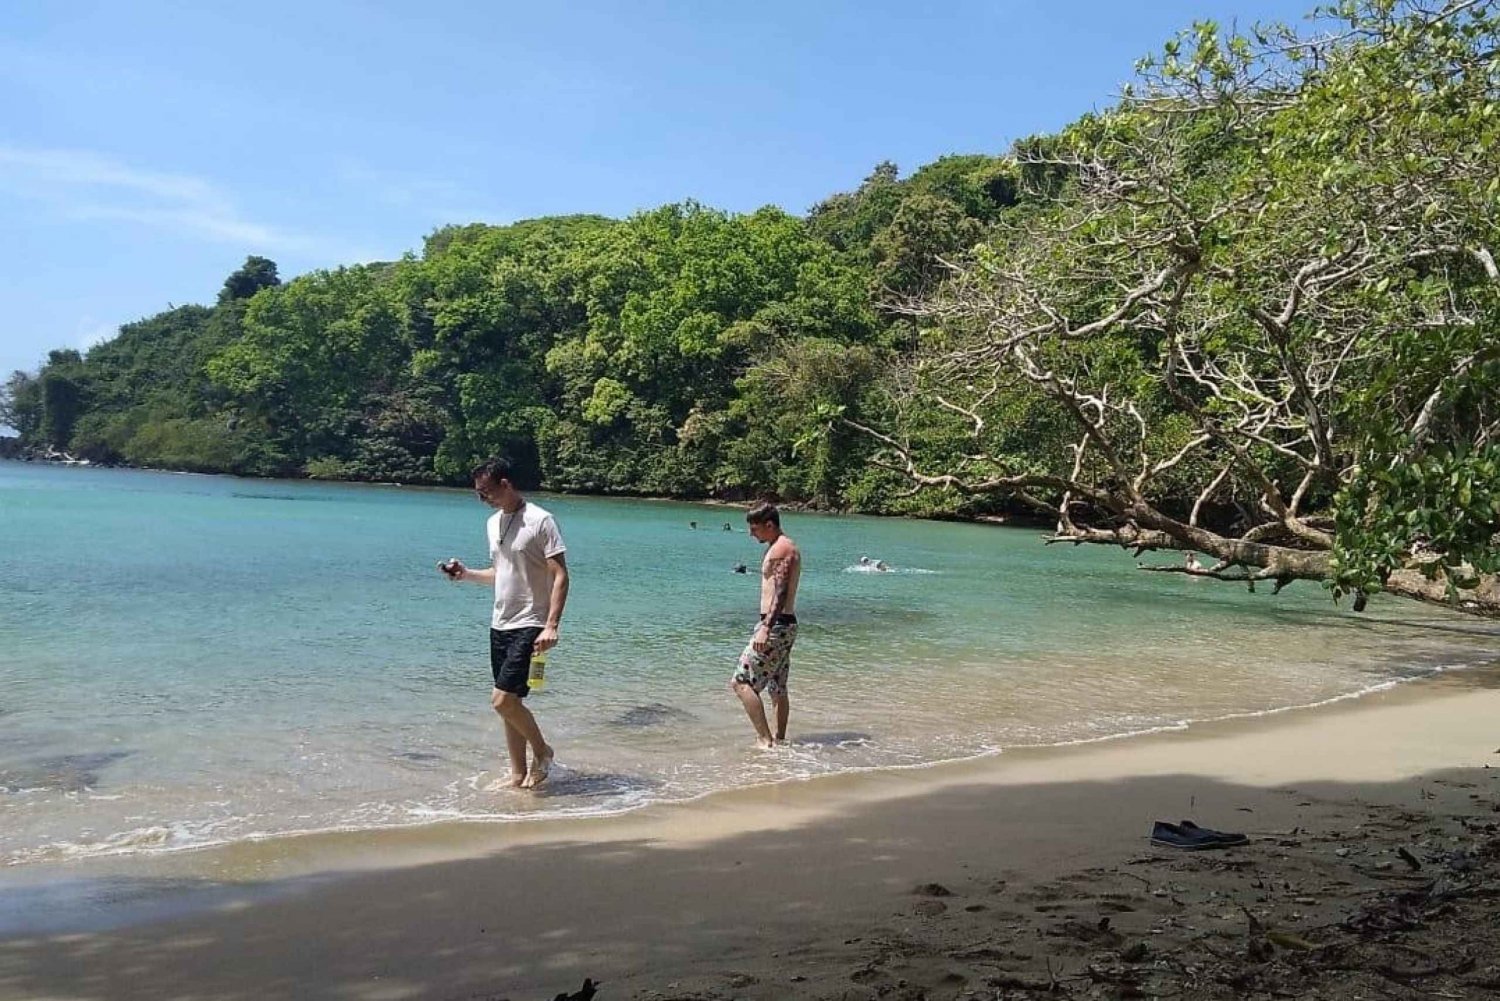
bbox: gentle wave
[9,657,1489,867]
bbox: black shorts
[490,626,542,696]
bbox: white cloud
[0,146,365,259]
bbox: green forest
[4,0,1498,611]
[1,157,1013,509]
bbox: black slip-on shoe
[1178,819,1249,846]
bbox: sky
[1,0,1317,381]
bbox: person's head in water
[689,520,697,530]
[745,502,782,544]
[471,456,523,512]
[859,555,872,566]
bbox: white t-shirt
[486,501,566,630]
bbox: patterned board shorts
[731,616,798,698]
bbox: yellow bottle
[527,650,547,691]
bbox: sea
[3,460,1497,870]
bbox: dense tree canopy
[852,0,1500,612]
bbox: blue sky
[2,0,1315,381]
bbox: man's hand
[438,558,466,581]
[752,623,770,653]
[536,625,560,653]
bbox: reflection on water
[793,731,875,748]
[608,703,698,727]
[534,770,663,800]
[1,752,134,794]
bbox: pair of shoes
[1150,819,1249,849]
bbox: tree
[218,256,281,305]
[854,0,1500,614]
[40,371,83,448]
[1,370,43,438]
[806,161,905,255]
[869,193,984,298]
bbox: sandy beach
[3,666,1499,1001]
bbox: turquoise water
[2,460,1496,866]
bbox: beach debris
[912,882,953,897]
[1266,929,1321,951]
[771,765,1500,1001]
[551,978,598,1001]
[1240,906,1274,961]
[913,900,948,916]
[1049,916,1121,945]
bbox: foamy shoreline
[6,654,1491,874]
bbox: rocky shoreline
[0,438,94,464]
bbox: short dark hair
[746,502,780,527]
[470,456,514,484]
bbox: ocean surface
[2,460,1497,868]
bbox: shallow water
[2,460,1496,866]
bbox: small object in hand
[439,558,462,578]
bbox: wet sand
[2,667,1498,1000]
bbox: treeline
[1,155,1027,514]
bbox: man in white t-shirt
[439,457,569,789]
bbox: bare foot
[483,772,527,792]
[757,737,776,750]
[521,748,554,789]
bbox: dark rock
[913,882,953,897]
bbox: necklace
[497,501,525,548]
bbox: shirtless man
[730,502,802,748]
